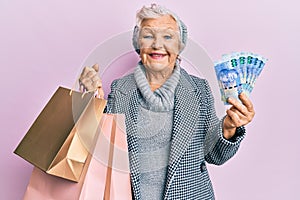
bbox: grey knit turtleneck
[134,62,181,112]
[134,63,180,200]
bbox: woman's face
[138,15,180,73]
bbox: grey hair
[132,4,188,54]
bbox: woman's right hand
[79,64,104,99]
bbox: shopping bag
[22,114,132,200]
[14,86,106,182]
[79,114,132,200]
[23,155,92,200]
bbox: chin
[146,62,173,71]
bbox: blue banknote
[214,60,243,104]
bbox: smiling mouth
[149,53,168,59]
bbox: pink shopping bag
[79,114,132,200]
[23,155,92,200]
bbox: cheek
[138,43,148,56]
[164,41,180,54]
[168,54,178,65]
[138,39,152,49]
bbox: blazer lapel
[114,83,141,199]
[164,71,202,198]
[126,90,141,198]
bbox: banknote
[214,60,243,104]
[214,52,267,104]
[248,56,266,94]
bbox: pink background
[1,0,299,199]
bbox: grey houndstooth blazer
[106,67,245,200]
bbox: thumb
[92,63,99,72]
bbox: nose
[151,37,163,49]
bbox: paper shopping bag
[23,155,92,200]
[79,114,132,200]
[22,114,132,200]
[14,86,106,182]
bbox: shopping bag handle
[103,115,117,200]
[69,77,101,99]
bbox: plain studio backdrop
[1,0,299,199]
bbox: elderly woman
[79,4,255,200]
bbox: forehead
[140,15,179,31]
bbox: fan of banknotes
[214,52,267,104]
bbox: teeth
[148,53,166,59]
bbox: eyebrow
[141,26,177,31]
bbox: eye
[164,35,172,40]
[143,35,153,39]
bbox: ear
[178,40,184,53]
[176,55,182,63]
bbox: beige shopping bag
[14,86,106,182]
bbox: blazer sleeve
[202,79,246,165]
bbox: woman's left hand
[223,93,255,139]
